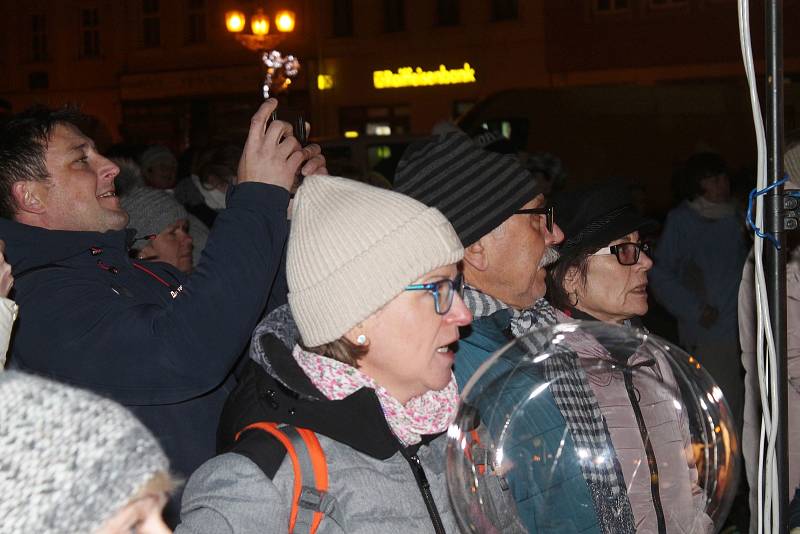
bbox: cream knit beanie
[287,175,463,347]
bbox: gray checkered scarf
[462,286,636,534]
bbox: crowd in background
[0,98,798,533]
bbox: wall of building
[0,0,797,169]
[308,0,548,136]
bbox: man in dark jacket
[0,100,325,494]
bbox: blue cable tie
[746,174,789,249]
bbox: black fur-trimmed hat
[553,182,658,258]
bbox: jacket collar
[0,217,134,275]
[249,333,436,459]
[561,307,650,364]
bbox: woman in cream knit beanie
[177,175,476,533]
[286,173,472,402]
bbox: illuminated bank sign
[373,63,476,89]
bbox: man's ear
[11,181,46,215]
[463,239,489,272]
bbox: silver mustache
[538,246,560,269]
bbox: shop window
[29,71,49,90]
[80,8,100,59]
[332,0,353,37]
[476,118,528,151]
[31,14,48,62]
[339,105,409,136]
[594,0,630,12]
[186,0,206,44]
[366,123,392,136]
[383,0,405,33]
[436,0,460,26]
[491,0,518,21]
[649,0,687,8]
[142,0,160,48]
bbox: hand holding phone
[238,99,303,191]
[269,109,307,146]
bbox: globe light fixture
[224,10,246,33]
[251,9,269,36]
[275,10,296,33]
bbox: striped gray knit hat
[0,371,169,533]
[394,131,542,247]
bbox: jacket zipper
[623,369,667,534]
[401,448,446,534]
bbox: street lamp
[251,9,270,36]
[275,10,296,33]
[224,7,300,98]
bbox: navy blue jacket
[1,182,289,481]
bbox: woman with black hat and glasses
[545,182,713,534]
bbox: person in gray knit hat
[394,132,639,533]
[113,157,209,270]
[0,371,173,533]
[177,175,511,534]
[122,187,197,274]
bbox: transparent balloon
[447,321,739,534]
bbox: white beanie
[0,371,169,533]
[287,175,463,346]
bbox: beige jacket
[738,249,800,528]
[0,297,17,369]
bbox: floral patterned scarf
[292,345,458,446]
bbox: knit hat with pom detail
[0,371,169,534]
[288,175,463,347]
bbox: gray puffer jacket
[177,427,456,533]
[177,308,462,534]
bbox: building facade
[0,0,798,196]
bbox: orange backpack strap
[235,422,339,534]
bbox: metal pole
[764,0,787,531]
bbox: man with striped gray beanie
[393,131,635,534]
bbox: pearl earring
[356,334,367,346]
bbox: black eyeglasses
[404,272,464,315]
[515,206,554,233]
[591,242,652,266]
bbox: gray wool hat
[121,185,209,264]
[122,186,191,239]
[394,130,542,247]
[0,371,169,533]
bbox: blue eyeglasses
[404,272,464,315]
